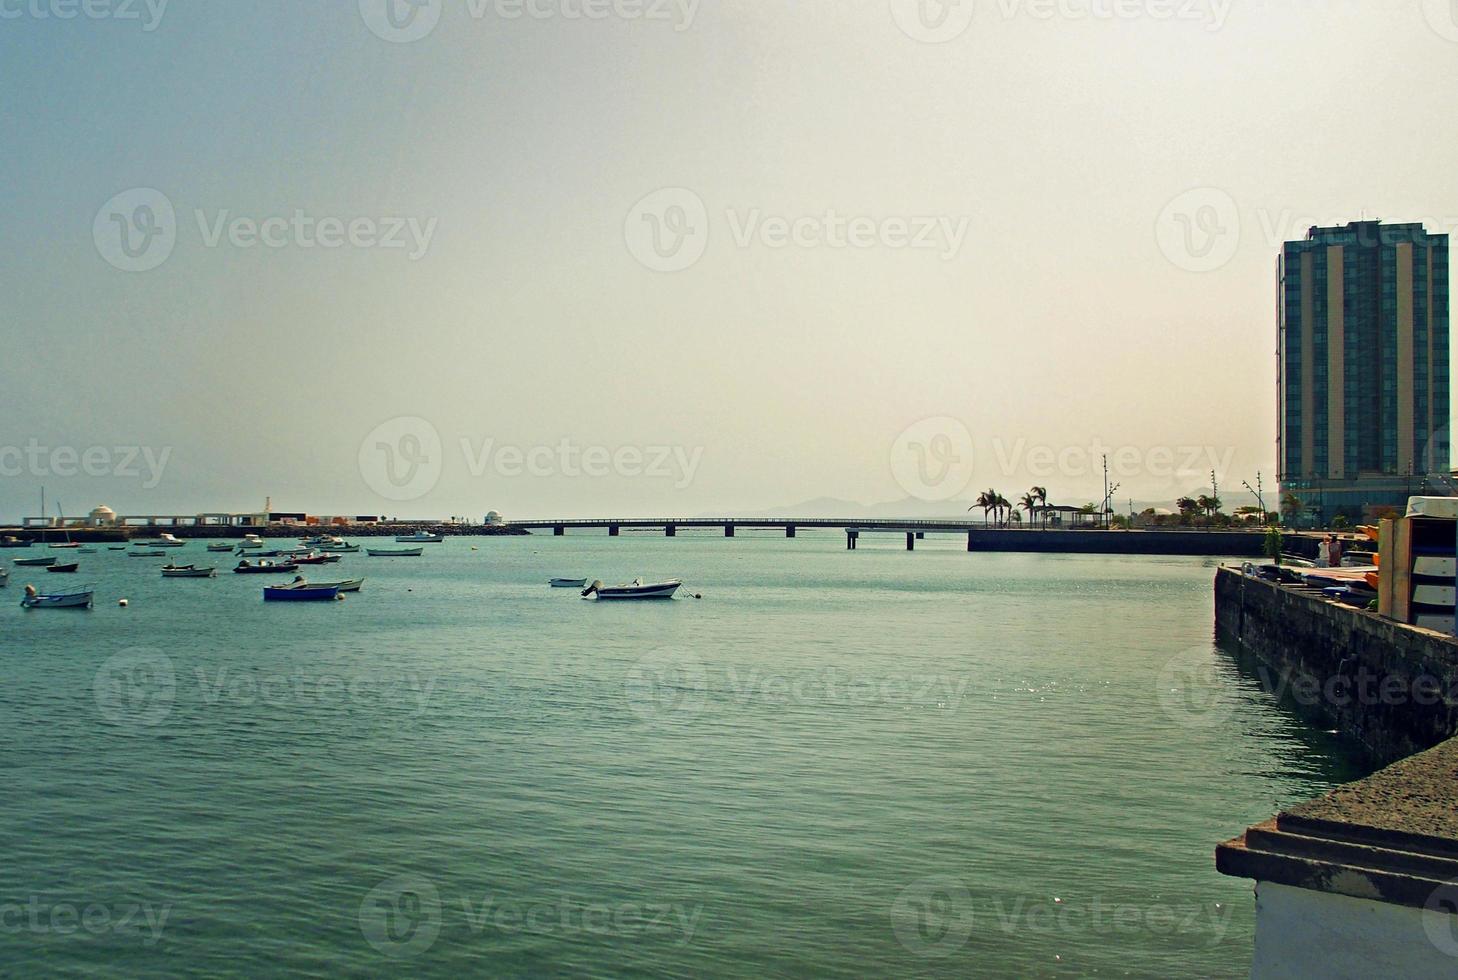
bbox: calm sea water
[0,532,1370,978]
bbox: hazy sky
[3,0,1456,521]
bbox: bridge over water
[507,519,1267,555]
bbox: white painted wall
[1250,881,1458,980]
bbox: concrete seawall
[1214,567,1458,764]
[962,529,1266,556]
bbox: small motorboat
[143,533,188,548]
[13,557,57,567]
[395,533,444,544]
[0,536,32,549]
[551,578,588,589]
[263,582,342,602]
[289,552,343,565]
[234,560,300,574]
[48,543,81,550]
[302,535,349,548]
[21,585,93,609]
[237,535,265,550]
[46,562,80,574]
[162,565,217,578]
[581,578,682,601]
[128,550,167,558]
[0,567,8,588]
[208,543,236,553]
[323,543,360,553]
[108,545,127,551]
[307,578,364,593]
[78,548,97,554]
[368,547,424,557]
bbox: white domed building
[89,505,118,527]
[485,511,505,526]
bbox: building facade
[1278,221,1451,521]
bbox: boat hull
[395,535,444,544]
[551,579,588,588]
[22,591,93,609]
[14,558,57,567]
[46,563,80,573]
[586,581,682,600]
[263,585,342,602]
[235,563,301,574]
[162,567,217,578]
[309,579,364,593]
[368,548,424,557]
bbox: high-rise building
[1278,220,1451,521]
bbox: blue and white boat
[263,583,342,602]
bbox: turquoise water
[0,533,1370,977]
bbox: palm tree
[1019,492,1038,527]
[1280,493,1303,527]
[1031,486,1049,527]
[995,493,1012,527]
[970,490,993,526]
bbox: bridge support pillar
[666,525,676,537]
[907,532,915,551]
[847,530,858,551]
[724,525,735,538]
[916,532,925,540]
[554,525,565,537]
[786,526,796,539]
[609,525,620,537]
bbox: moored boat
[395,532,445,543]
[144,533,188,548]
[263,583,342,602]
[324,543,360,553]
[208,543,236,553]
[14,557,57,567]
[0,567,8,587]
[234,560,300,574]
[551,578,588,588]
[237,534,265,550]
[46,562,80,573]
[128,550,167,558]
[368,547,424,557]
[581,578,682,600]
[21,585,93,609]
[303,578,364,593]
[162,565,217,578]
[292,553,343,565]
[0,536,31,549]
[48,543,81,550]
